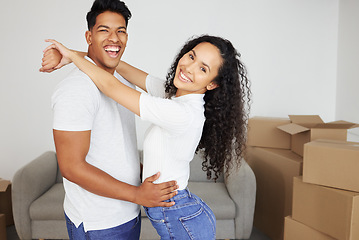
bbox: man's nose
[108,31,120,42]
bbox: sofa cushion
[30,182,235,222]
[188,182,235,219]
[30,183,65,220]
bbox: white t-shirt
[51,57,140,232]
[140,75,205,190]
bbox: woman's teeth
[180,71,191,82]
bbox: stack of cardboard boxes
[246,115,358,240]
[287,139,359,239]
[0,178,14,240]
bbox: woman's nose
[185,62,196,74]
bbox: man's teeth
[180,71,191,82]
[105,46,120,52]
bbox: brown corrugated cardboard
[292,177,359,240]
[277,115,358,156]
[246,147,303,240]
[247,117,291,149]
[0,179,13,226]
[303,139,359,192]
[0,214,6,240]
[284,216,335,240]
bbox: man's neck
[87,51,116,75]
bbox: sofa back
[55,151,225,183]
[55,153,63,183]
[189,153,224,182]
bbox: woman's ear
[206,82,219,91]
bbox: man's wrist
[129,185,141,205]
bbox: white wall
[0,0,339,180]
[336,0,359,142]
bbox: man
[41,0,177,239]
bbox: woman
[43,35,251,239]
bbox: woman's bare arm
[46,39,141,116]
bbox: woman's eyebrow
[192,49,211,72]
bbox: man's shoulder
[60,67,94,87]
[114,71,135,89]
[52,67,100,102]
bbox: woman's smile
[178,70,192,83]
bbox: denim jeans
[144,189,216,240]
[65,213,141,240]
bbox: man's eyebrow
[97,25,127,30]
[192,49,211,72]
[97,25,109,29]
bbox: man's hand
[39,41,72,73]
[135,172,178,207]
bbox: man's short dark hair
[86,0,132,30]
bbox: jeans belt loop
[185,187,192,197]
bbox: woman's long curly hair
[165,35,251,181]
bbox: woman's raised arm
[45,39,141,116]
[40,44,148,92]
[116,61,148,92]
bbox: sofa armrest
[225,159,256,239]
[12,151,58,240]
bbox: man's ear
[85,30,92,45]
[206,82,219,91]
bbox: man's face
[86,11,128,74]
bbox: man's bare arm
[53,129,178,207]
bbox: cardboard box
[0,214,6,240]
[303,139,359,192]
[292,177,359,240]
[277,115,358,156]
[247,117,291,149]
[284,216,335,240]
[0,179,13,226]
[246,147,303,240]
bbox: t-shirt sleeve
[145,75,166,98]
[139,93,192,135]
[51,76,99,131]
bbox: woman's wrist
[68,50,84,64]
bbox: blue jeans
[65,213,141,240]
[144,189,216,240]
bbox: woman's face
[174,42,222,97]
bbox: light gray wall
[0,0,340,180]
[336,0,359,142]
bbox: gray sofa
[12,151,256,240]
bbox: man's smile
[104,45,121,58]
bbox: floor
[6,225,271,240]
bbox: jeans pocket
[145,207,173,239]
[179,207,216,240]
[131,213,141,230]
[144,207,165,223]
